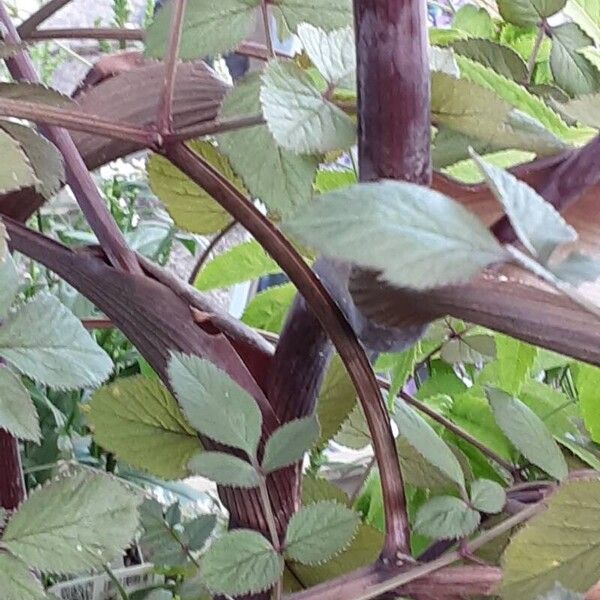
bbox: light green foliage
[261,60,356,153]
[452,39,528,81]
[394,401,466,489]
[274,0,353,32]
[285,180,506,290]
[194,240,280,291]
[0,553,48,600]
[147,142,235,235]
[0,294,113,390]
[1,471,141,574]
[377,345,420,406]
[188,451,260,487]
[414,496,480,540]
[0,254,19,318]
[262,415,320,473]
[314,168,357,192]
[564,0,600,44]
[490,334,539,396]
[284,501,360,565]
[0,128,38,194]
[0,366,40,442]
[218,74,319,217]
[440,334,497,365]
[470,479,506,513]
[334,403,371,449]
[501,479,600,598]
[453,4,496,37]
[575,364,600,443]
[88,376,201,480]
[242,283,297,333]
[145,0,260,59]
[486,387,568,480]
[168,352,262,456]
[201,530,283,596]
[498,0,566,26]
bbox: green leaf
[440,334,497,365]
[145,0,260,59]
[0,294,113,390]
[201,530,283,596]
[168,352,262,457]
[0,82,72,106]
[274,0,352,32]
[575,363,600,443]
[393,401,466,489]
[486,387,568,480]
[260,60,355,154]
[241,283,296,334]
[194,240,280,291]
[560,92,600,130]
[470,479,506,513]
[564,0,600,44]
[452,5,496,37]
[316,355,357,447]
[87,376,201,480]
[498,0,566,25]
[0,128,38,195]
[284,180,507,290]
[148,142,234,235]
[380,345,420,406]
[501,478,600,598]
[218,74,319,217]
[284,501,360,565]
[552,251,600,285]
[492,334,538,396]
[314,168,357,193]
[414,496,480,540]
[0,254,19,319]
[297,24,355,88]
[471,152,577,263]
[0,553,48,600]
[188,451,260,487]
[2,471,141,574]
[550,23,600,97]
[0,366,40,442]
[453,39,528,81]
[262,415,319,473]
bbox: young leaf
[551,251,600,286]
[274,0,353,32]
[469,479,506,514]
[493,334,538,396]
[0,294,113,390]
[284,180,507,290]
[217,74,319,217]
[440,334,497,365]
[297,24,356,88]
[262,415,320,473]
[168,352,262,457]
[194,240,280,291]
[242,283,297,334]
[497,0,566,26]
[0,254,19,318]
[393,401,466,489]
[0,553,48,600]
[575,364,600,444]
[188,451,260,488]
[0,366,40,442]
[261,60,356,154]
[284,501,360,565]
[145,0,260,59]
[201,530,283,596]
[379,345,420,405]
[0,128,38,195]
[1,471,141,574]
[486,387,568,480]
[148,142,235,235]
[501,478,600,598]
[185,514,219,552]
[471,152,577,263]
[414,496,481,540]
[452,4,495,37]
[452,39,528,81]
[87,376,201,480]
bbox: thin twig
[166,114,265,143]
[17,0,72,37]
[188,221,237,284]
[526,24,545,83]
[22,27,145,42]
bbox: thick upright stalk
[0,429,25,511]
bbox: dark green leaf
[498,0,566,26]
[452,39,528,81]
[274,0,352,32]
[188,451,260,487]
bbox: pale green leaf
[0,366,40,442]
[261,60,356,154]
[564,0,600,44]
[472,153,577,262]
[452,38,528,81]
[575,363,600,443]
[440,334,497,365]
[498,0,566,25]
[275,0,352,32]
[560,92,600,128]
[0,254,19,318]
[551,251,600,286]
[486,387,568,480]
[202,530,283,596]
[0,82,72,106]
[0,294,113,390]
[453,5,496,37]
[501,478,600,598]
[194,240,280,291]
[168,352,262,456]
[2,471,141,574]
[88,376,201,480]
[218,74,319,217]
[0,553,48,600]
[262,415,319,473]
[394,401,466,489]
[188,451,260,487]
[414,496,480,540]
[334,403,371,449]
[178,568,212,600]
[241,283,296,333]
[284,501,360,565]
[145,0,260,59]
[297,24,355,88]
[470,479,506,513]
[550,23,600,97]
[148,142,235,235]
[283,180,507,290]
[0,128,38,195]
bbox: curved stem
[188,220,237,284]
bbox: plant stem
[188,220,237,284]
[260,0,275,57]
[22,26,145,42]
[157,0,188,135]
[526,24,545,83]
[166,114,265,143]
[103,563,129,600]
[17,0,72,37]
